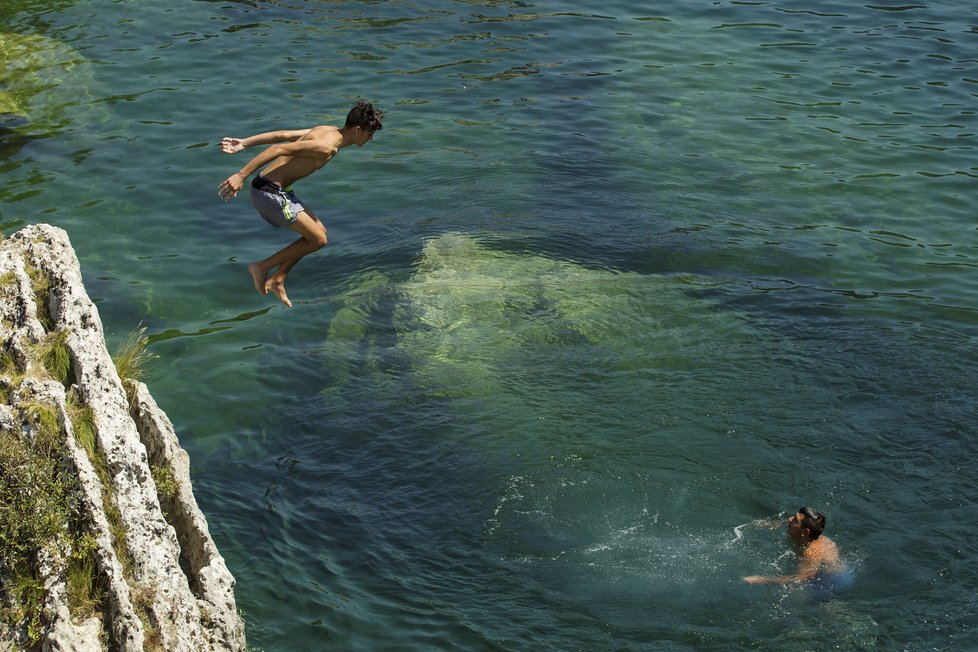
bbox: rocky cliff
[0,224,245,651]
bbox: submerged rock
[0,32,96,135]
[0,224,245,651]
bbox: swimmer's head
[345,100,384,142]
[788,507,825,541]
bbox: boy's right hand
[219,173,244,200]
[221,137,245,154]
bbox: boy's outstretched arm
[744,554,818,585]
[744,562,814,585]
[218,131,309,200]
[218,129,337,200]
[221,129,312,154]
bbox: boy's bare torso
[260,126,343,188]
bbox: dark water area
[2,0,977,649]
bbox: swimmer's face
[787,512,806,538]
[353,126,375,147]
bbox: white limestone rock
[0,224,246,651]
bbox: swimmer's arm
[221,129,312,154]
[743,574,798,585]
[742,570,813,585]
[743,557,819,585]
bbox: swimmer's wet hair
[799,507,826,540]
[345,100,384,132]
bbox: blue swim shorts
[804,569,855,601]
[250,173,307,228]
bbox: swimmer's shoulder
[811,536,846,573]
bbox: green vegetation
[0,399,101,645]
[24,262,53,331]
[112,325,155,404]
[65,391,96,469]
[35,329,72,386]
[20,399,59,437]
[65,391,132,579]
[0,330,74,396]
[65,532,102,621]
[129,582,163,651]
[0,349,18,404]
[65,394,114,621]
[0,348,16,373]
[151,463,178,502]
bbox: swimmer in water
[743,507,852,599]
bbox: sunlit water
[3,0,977,649]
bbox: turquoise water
[3,0,978,648]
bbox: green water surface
[2,0,977,649]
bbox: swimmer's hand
[743,575,767,585]
[219,173,244,200]
[221,137,246,154]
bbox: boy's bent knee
[308,231,327,249]
[293,212,327,249]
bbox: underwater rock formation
[0,224,245,651]
[318,231,764,454]
[390,232,749,398]
[0,32,94,131]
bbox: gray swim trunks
[250,173,307,228]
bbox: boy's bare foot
[248,263,268,295]
[265,278,292,308]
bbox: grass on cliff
[0,349,17,404]
[151,463,178,502]
[0,347,17,374]
[67,391,153,652]
[24,263,53,331]
[66,390,133,579]
[0,400,102,644]
[0,330,72,397]
[34,329,72,386]
[112,325,155,398]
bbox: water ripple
[4,1,978,649]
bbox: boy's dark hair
[798,507,826,540]
[345,100,384,132]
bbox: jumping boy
[218,100,383,307]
